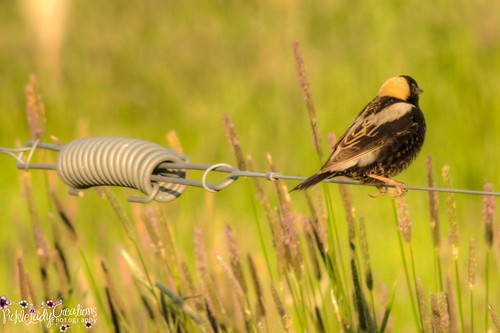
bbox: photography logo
[1,295,97,331]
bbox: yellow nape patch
[378,76,410,100]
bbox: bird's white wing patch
[369,102,413,125]
[357,150,381,167]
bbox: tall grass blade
[416,278,432,333]
[52,223,71,294]
[468,239,477,332]
[379,283,397,333]
[101,187,137,243]
[247,254,266,321]
[442,165,464,331]
[350,258,374,331]
[483,183,495,332]
[393,198,421,331]
[101,260,128,323]
[194,228,226,328]
[216,255,254,332]
[50,191,79,242]
[16,255,30,303]
[105,287,121,333]
[80,250,112,328]
[426,156,443,291]
[358,217,372,292]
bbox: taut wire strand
[1,137,500,203]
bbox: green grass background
[1,0,499,331]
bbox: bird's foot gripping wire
[367,174,408,198]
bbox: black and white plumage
[292,75,426,194]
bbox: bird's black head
[400,75,423,106]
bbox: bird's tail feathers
[291,172,334,191]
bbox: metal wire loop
[201,163,238,193]
[24,139,41,171]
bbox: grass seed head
[483,183,495,249]
[426,155,440,248]
[396,196,412,243]
[442,165,459,257]
[25,74,46,140]
[293,41,322,159]
[223,114,246,170]
[468,239,477,288]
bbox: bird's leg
[367,174,407,197]
[369,185,387,198]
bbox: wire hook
[201,163,238,193]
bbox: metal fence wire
[1,136,499,203]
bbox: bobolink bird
[292,75,426,196]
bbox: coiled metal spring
[16,137,189,203]
[57,137,188,203]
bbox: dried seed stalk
[25,74,46,140]
[442,165,459,258]
[426,155,440,248]
[358,217,373,291]
[468,239,477,288]
[483,183,495,250]
[396,196,412,243]
[247,255,266,319]
[224,225,247,293]
[292,41,322,159]
[271,284,296,333]
[223,114,246,170]
[416,278,432,333]
[165,130,184,154]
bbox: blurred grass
[0,0,499,331]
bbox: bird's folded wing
[320,103,416,173]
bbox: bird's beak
[417,87,424,94]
